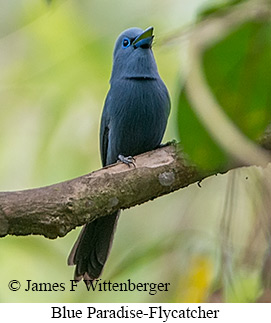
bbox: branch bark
[0,135,270,239]
[0,143,201,239]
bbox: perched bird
[68,26,170,281]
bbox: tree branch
[0,133,270,239]
[0,143,201,239]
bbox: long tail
[68,211,120,281]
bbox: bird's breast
[107,78,169,163]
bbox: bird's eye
[122,38,131,48]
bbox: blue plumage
[68,27,170,281]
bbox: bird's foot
[118,154,136,167]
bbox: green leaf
[177,89,228,171]
[197,0,247,21]
[177,20,271,170]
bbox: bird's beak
[132,27,154,49]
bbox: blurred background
[0,0,270,302]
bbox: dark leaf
[177,20,271,170]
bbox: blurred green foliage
[204,22,271,140]
[178,17,271,170]
[0,0,270,303]
[197,0,246,20]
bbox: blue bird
[68,27,170,281]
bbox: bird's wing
[99,93,111,167]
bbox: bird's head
[110,27,159,81]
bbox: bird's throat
[124,76,157,81]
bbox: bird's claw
[118,154,136,167]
